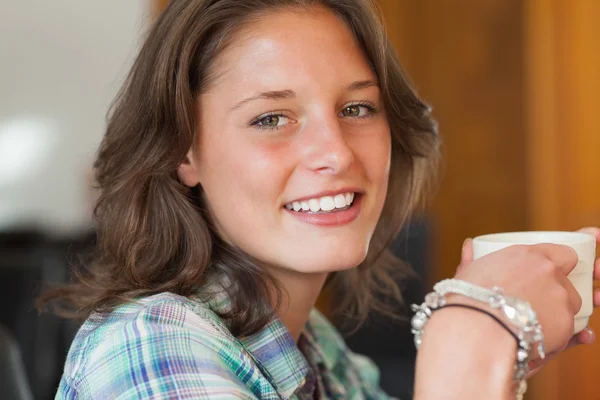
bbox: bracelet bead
[411,280,545,400]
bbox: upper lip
[284,187,363,204]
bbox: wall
[0,0,149,235]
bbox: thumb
[460,238,474,265]
[577,227,600,243]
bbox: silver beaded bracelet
[411,279,545,400]
[434,279,545,359]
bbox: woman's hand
[414,228,598,399]
[457,228,600,376]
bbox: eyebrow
[345,79,379,91]
[230,80,379,111]
[231,90,296,111]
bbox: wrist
[414,300,516,399]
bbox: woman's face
[178,7,391,275]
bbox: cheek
[228,142,293,202]
[376,137,392,181]
[198,138,292,228]
[356,128,392,185]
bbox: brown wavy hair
[38,0,440,337]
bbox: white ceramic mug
[472,231,596,334]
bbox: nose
[301,116,354,175]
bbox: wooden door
[525,1,600,398]
[379,0,600,398]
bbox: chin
[287,245,370,274]
[283,230,375,272]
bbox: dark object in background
[0,323,33,400]
[0,229,90,400]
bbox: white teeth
[308,198,320,212]
[345,192,354,204]
[285,192,356,212]
[320,196,335,211]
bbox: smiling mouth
[284,192,356,213]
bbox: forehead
[206,7,376,94]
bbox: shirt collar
[238,309,348,399]
[240,317,311,398]
[204,282,311,399]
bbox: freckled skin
[177,8,391,275]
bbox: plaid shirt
[56,291,397,399]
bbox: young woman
[43,0,600,398]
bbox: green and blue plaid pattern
[56,292,396,399]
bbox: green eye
[340,103,376,118]
[260,115,280,127]
[250,113,291,130]
[342,105,361,117]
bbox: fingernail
[586,328,595,344]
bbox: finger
[577,227,600,242]
[533,328,595,379]
[461,238,473,264]
[456,239,473,274]
[594,289,600,307]
[532,243,581,312]
[556,273,583,315]
[526,329,595,379]
[553,328,595,357]
[527,358,547,377]
[594,257,600,280]
[575,327,595,345]
[531,243,579,275]
[560,328,595,351]
[527,351,558,378]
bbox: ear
[177,149,201,187]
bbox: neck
[269,269,329,342]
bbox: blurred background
[0,0,598,399]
